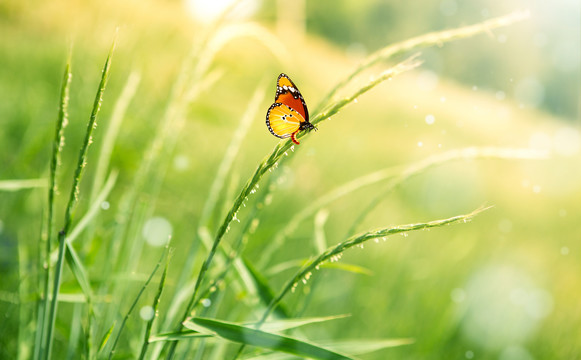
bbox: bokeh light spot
[140,306,155,321]
[143,217,172,247]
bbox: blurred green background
[1,0,580,359]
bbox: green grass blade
[98,323,115,353]
[63,242,93,305]
[106,245,167,359]
[138,247,170,360]
[322,338,414,355]
[149,330,210,343]
[44,37,116,360]
[0,178,48,191]
[257,206,492,326]
[314,209,329,254]
[260,146,548,266]
[90,72,140,204]
[315,10,530,112]
[65,304,83,360]
[247,315,350,333]
[184,317,355,360]
[344,147,549,237]
[198,85,265,232]
[242,258,289,319]
[37,48,72,360]
[152,315,349,344]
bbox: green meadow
[1,1,580,359]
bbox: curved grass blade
[152,315,350,344]
[257,206,491,327]
[315,10,530,112]
[260,146,548,266]
[184,317,355,360]
[321,338,414,355]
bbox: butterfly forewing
[266,103,304,139]
[275,73,309,122]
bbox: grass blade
[242,258,290,319]
[257,206,492,327]
[315,10,530,112]
[98,323,115,353]
[0,179,48,191]
[36,48,72,360]
[138,248,171,360]
[90,71,140,204]
[43,36,116,360]
[322,338,414,355]
[260,146,548,266]
[106,245,168,359]
[184,317,355,360]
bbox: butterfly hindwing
[275,73,309,122]
[266,102,304,139]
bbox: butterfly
[266,73,316,145]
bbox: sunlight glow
[185,0,259,23]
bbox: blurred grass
[1,0,580,359]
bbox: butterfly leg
[291,131,300,145]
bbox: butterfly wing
[275,73,309,122]
[266,102,305,139]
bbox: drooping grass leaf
[184,317,355,360]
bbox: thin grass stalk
[18,236,32,360]
[90,72,140,204]
[36,50,72,360]
[258,207,491,326]
[260,147,548,267]
[314,10,530,113]
[137,250,169,360]
[65,304,82,360]
[344,147,548,237]
[108,245,168,359]
[43,38,115,360]
[0,178,48,191]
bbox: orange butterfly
[266,73,316,145]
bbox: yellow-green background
[1,0,580,359]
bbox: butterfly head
[300,121,317,132]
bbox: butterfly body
[266,73,316,145]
